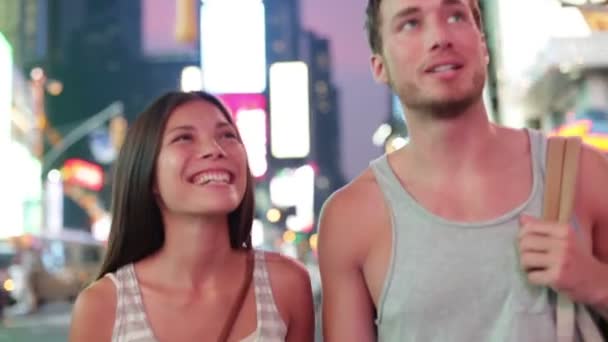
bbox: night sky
[145,0,389,180]
[301,0,388,180]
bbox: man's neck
[403,100,498,175]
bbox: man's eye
[401,19,419,31]
[448,12,465,24]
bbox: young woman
[69,91,314,342]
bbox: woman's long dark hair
[97,91,255,279]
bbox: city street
[0,302,71,342]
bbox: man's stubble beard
[390,68,486,120]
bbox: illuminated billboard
[236,109,268,178]
[269,165,315,232]
[0,33,11,149]
[180,65,203,92]
[200,0,267,94]
[269,61,311,159]
[62,159,105,191]
[45,170,64,236]
[552,118,608,152]
[142,0,199,58]
[219,94,266,118]
[0,33,15,238]
[218,94,268,178]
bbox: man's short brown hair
[365,0,483,54]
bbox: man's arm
[519,145,608,315]
[582,145,608,318]
[318,190,377,342]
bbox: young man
[317,0,608,340]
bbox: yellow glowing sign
[552,120,608,152]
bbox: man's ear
[371,53,389,84]
[481,34,490,66]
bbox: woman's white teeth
[194,172,231,185]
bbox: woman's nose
[198,140,227,159]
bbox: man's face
[371,0,488,117]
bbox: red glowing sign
[218,94,266,118]
[62,159,104,191]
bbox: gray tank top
[370,129,565,342]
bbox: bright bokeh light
[30,67,44,81]
[283,230,296,244]
[269,61,311,159]
[62,159,104,191]
[385,136,408,153]
[180,66,203,92]
[235,109,268,178]
[309,233,318,251]
[45,170,64,236]
[200,0,266,94]
[4,143,42,237]
[92,214,112,242]
[269,170,295,208]
[266,208,281,223]
[269,165,315,232]
[3,278,14,292]
[46,80,64,96]
[0,33,12,199]
[251,219,264,247]
[48,169,62,182]
[373,123,392,146]
[289,165,315,232]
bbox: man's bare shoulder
[318,167,389,259]
[69,276,116,341]
[322,167,384,220]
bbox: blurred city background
[1,0,608,341]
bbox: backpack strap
[544,136,581,342]
[544,137,603,341]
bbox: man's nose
[430,39,453,51]
[427,22,453,51]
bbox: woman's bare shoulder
[69,276,117,342]
[262,251,311,283]
[259,251,314,328]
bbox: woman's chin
[198,201,241,216]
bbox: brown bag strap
[218,252,254,342]
[543,137,566,221]
[559,137,582,222]
[543,137,581,222]
[544,137,583,342]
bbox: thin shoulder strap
[218,251,254,342]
